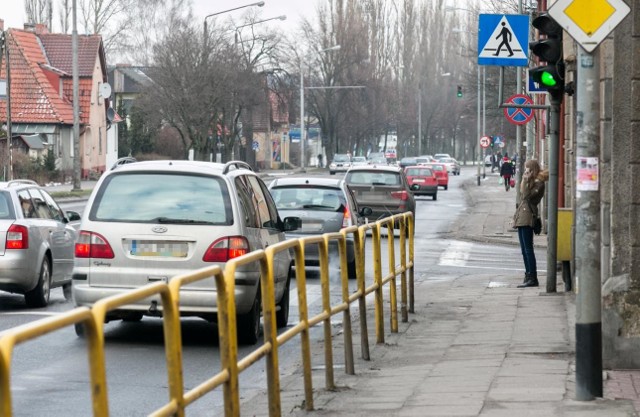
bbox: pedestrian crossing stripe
[478,14,530,67]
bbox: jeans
[517,226,536,275]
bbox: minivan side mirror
[66,210,82,221]
[359,206,373,216]
[282,216,302,232]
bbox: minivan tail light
[75,231,115,259]
[6,224,28,249]
[391,190,409,201]
[342,205,352,228]
[203,236,250,262]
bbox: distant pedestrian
[318,154,324,168]
[500,157,514,191]
[490,154,496,172]
[511,159,549,288]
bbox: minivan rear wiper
[151,217,214,225]
[371,182,387,186]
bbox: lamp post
[446,7,482,185]
[203,1,265,46]
[234,15,286,42]
[300,44,340,171]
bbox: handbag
[509,178,516,187]
[498,177,504,185]
[527,200,542,235]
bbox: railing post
[400,215,408,323]
[339,231,355,375]
[409,213,415,313]
[356,225,371,360]
[387,218,398,333]
[319,235,335,389]
[262,249,281,417]
[223,264,241,417]
[295,241,314,410]
[372,222,385,344]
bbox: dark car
[345,165,415,226]
[399,157,418,168]
[268,177,371,277]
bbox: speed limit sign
[480,136,491,148]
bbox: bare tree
[58,0,71,33]
[25,0,53,26]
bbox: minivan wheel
[25,258,51,308]
[62,283,73,301]
[276,270,292,328]
[238,288,261,345]
[74,323,85,338]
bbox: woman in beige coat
[512,160,548,287]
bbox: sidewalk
[240,170,639,417]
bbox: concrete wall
[602,1,640,368]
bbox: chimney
[24,23,36,32]
[35,24,49,35]
[0,19,4,31]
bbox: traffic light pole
[574,45,602,401]
[546,97,560,293]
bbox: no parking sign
[503,94,534,125]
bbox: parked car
[439,157,461,176]
[404,166,438,200]
[423,163,450,190]
[345,165,415,225]
[268,177,372,277]
[399,157,418,168]
[367,152,388,165]
[72,160,300,344]
[416,155,435,165]
[485,155,494,167]
[351,156,368,167]
[329,154,352,175]
[0,180,80,307]
[433,153,452,161]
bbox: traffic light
[456,85,463,98]
[490,136,495,148]
[529,13,564,100]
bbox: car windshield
[405,168,433,176]
[346,171,401,186]
[90,173,232,225]
[333,154,350,162]
[270,186,345,211]
[430,165,444,171]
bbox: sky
[0,0,315,34]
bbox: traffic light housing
[529,13,564,100]
[456,85,463,98]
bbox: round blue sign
[503,94,534,125]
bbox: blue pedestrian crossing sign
[478,14,529,67]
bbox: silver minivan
[72,160,299,344]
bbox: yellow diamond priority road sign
[548,0,630,52]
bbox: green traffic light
[540,71,558,87]
[457,92,462,98]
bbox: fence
[0,212,414,417]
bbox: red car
[421,163,449,190]
[404,166,438,200]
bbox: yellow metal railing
[0,212,414,417]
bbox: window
[28,189,54,219]
[40,190,65,222]
[18,190,35,218]
[247,176,278,229]
[346,171,400,186]
[406,168,433,177]
[271,186,345,211]
[91,173,232,225]
[235,176,259,228]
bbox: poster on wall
[576,156,598,191]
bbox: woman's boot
[518,274,539,288]
[522,273,531,284]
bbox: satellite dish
[106,107,115,122]
[99,82,112,98]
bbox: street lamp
[234,15,287,43]
[446,8,482,185]
[300,44,341,171]
[203,1,265,44]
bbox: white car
[329,154,352,175]
[351,156,368,166]
[439,157,461,176]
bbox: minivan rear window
[90,173,232,225]
[346,171,400,186]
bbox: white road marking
[438,241,473,266]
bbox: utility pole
[418,85,422,156]
[574,45,602,401]
[72,0,81,190]
[545,96,560,292]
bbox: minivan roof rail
[7,179,38,187]
[111,157,137,170]
[223,161,253,174]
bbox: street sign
[478,14,530,66]
[548,0,630,53]
[499,142,505,148]
[480,136,491,148]
[526,69,547,95]
[252,141,259,151]
[503,94,534,125]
